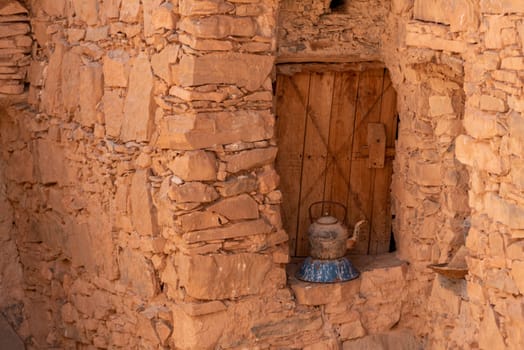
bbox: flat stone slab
[288,253,407,306]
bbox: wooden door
[275,66,397,256]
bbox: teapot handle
[350,220,367,242]
[308,201,347,224]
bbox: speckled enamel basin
[296,257,360,283]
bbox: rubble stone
[177,253,273,299]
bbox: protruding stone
[168,151,217,182]
[156,111,274,150]
[121,53,155,142]
[207,194,259,220]
[169,182,219,203]
[215,175,258,197]
[177,253,273,299]
[224,147,278,173]
[178,211,227,231]
[183,219,272,243]
[172,53,274,91]
[179,16,255,39]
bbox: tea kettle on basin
[297,201,367,283]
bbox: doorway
[275,64,398,256]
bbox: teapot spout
[346,220,367,250]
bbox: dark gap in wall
[330,0,346,11]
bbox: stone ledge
[288,253,407,306]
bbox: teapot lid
[316,215,338,225]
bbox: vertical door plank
[348,69,385,255]
[369,70,397,254]
[324,71,359,223]
[275,73,310,256]
[296,72,335,257]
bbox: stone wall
[277,0,388,61]
[383,0,524,348]
[1,0,524,349]
[0,0,31,95]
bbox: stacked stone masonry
[0,0,524,349]
[0,0,31,95]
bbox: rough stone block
[120,0,140,23]
[34,139,68,185]
[179,16,255,39]
[479,307,506,350]
[455,135,508,175]
[414,0,477,32]
[103,90,124,138]
[291,278,360,306]
[215,175,258,197]
[130,170,158,236]
[480,0,524,13]
[179,0,234,15]
[183,219,272,243]
[156,111,274,150]
[429,95,454,116]
[168,150,217,181]
[407,160,442,186]
[119,248,158,298]
[121,53,154,142]
[78,63,103,127]
[169,182,219,203]
[339,319,366,341]
[6,148,33,183]
[0,0,27,15]
[251,313,323,340]
[177,253,273,299]
[207,194,259,220]
[405,32,466,53]
[72,0,98,25]
[463,108,505,139]
[172,306,226,350]
[479,94,507,112]
[0,23,29,38]
[342,330,420,350]
[151,44,179,84]
[103,50,130,87]
[178,211,227,232]
[483,193,524,230]
[172,53,274,91]
[61,50,81,113]
[224,147,278,173]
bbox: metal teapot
[308,201,367,260]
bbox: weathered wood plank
[296,72,335,256]
[348,68,385,255]
[324,72,359,222]
[275,73,310,256]
[369,70,397,254]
